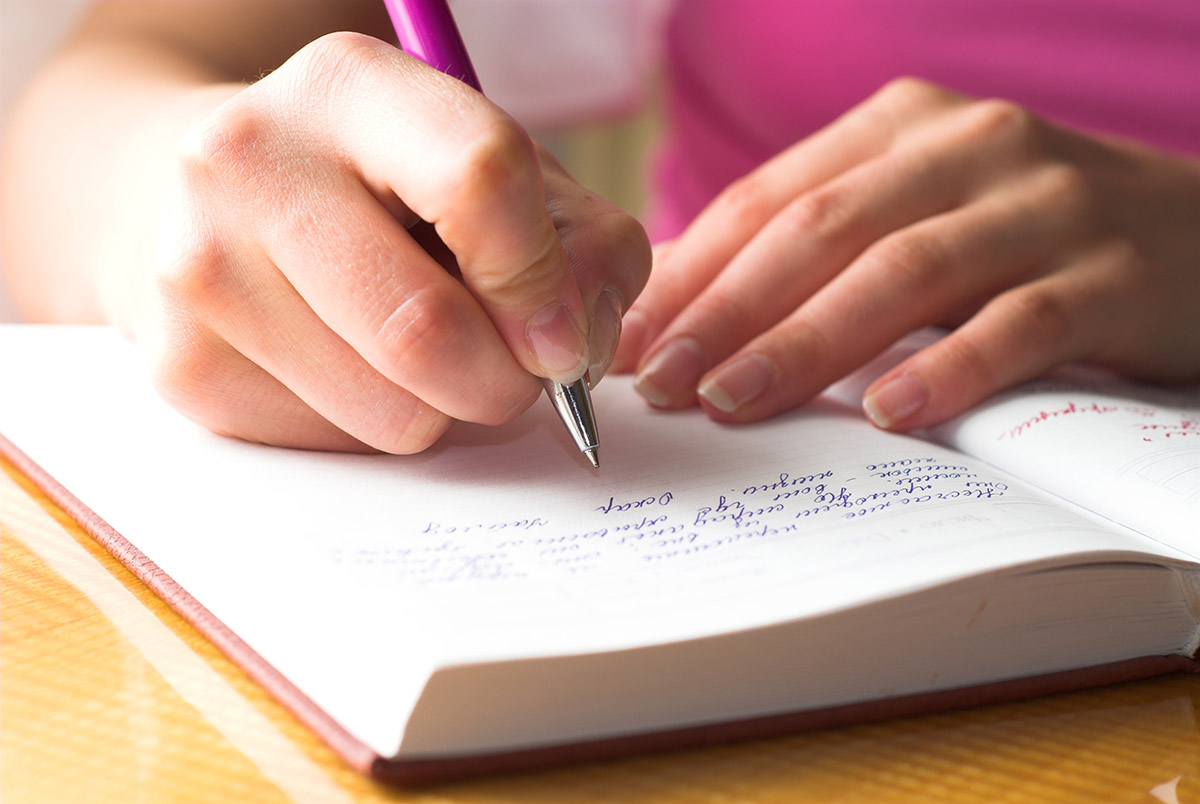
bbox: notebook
[2,324,1197,783]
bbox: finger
[180,80,551,425]
[611,238,676,373]
[692,167,1090,422]
[154,233,463,454]
[632,123,1001,409]
[144,324,375,453]
[282,33,591,382]
[861,264,1109,430]
[540,151,651,384]
[259,168,544,425]
[622,78,964,358]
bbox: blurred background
[0,0,667,322]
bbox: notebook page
[933,375,1200,559]
[1,325,1189,757]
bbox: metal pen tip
[542,376,600,470]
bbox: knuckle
[178,100,271,187]
[606,208,653,265]
[961,98,1040,146]
[382,410,452,455]
[372,287,464,377]
[360,394,458,454]
[559,194,644,251]
[784,183,853,238]
[773,317,833,377]
[450,115,538,206]
[1003,285,1075,343]
[361,402,453,455]
[715,174,776,229]
[577,208,653,297]
[1104,238,1151,285]
[153,226,231,314]
[1032,163,1093,216]
[677,291,761,350]
[470,382,541,428]
[874,76,946,113]
[147,335,231,428]
[292,31,389,94]
[864,78,960,139]
[863,230,945,292]
[617,216,654,299]
[689,288,753,329]
[936,332,999,391]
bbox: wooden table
[3,458,1198,804]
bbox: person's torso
[651,0,1200,238]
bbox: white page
[1,325,1191,758]
[933,373,1200,558]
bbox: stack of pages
[2,325,1197,782]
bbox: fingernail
[698,353,776,413]
[586,289,623,385]
[634,336,707,407]
[526,302,588,382]
[863,374,928,428]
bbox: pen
[381,0,601,468]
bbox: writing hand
[140,33,649,452]
[613,78,1200,429]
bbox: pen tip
[585,449,600,469]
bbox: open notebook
[2,324,1198,783]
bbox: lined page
[0,325,1188,758]
[934,374,1200,559]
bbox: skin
[613,78,1200,431]
[6,7,1197,448]
[1,0,650,453]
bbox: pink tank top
[648,0,1200,239]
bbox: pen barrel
[383,0,482,91]
[382,0,600,466]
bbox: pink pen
[381,0,481,90]
[380,0,601,468]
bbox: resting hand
[613,78,1200,429]
[136,33,648,452]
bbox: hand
[612,78,1200,430]
[136,33,649,452]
